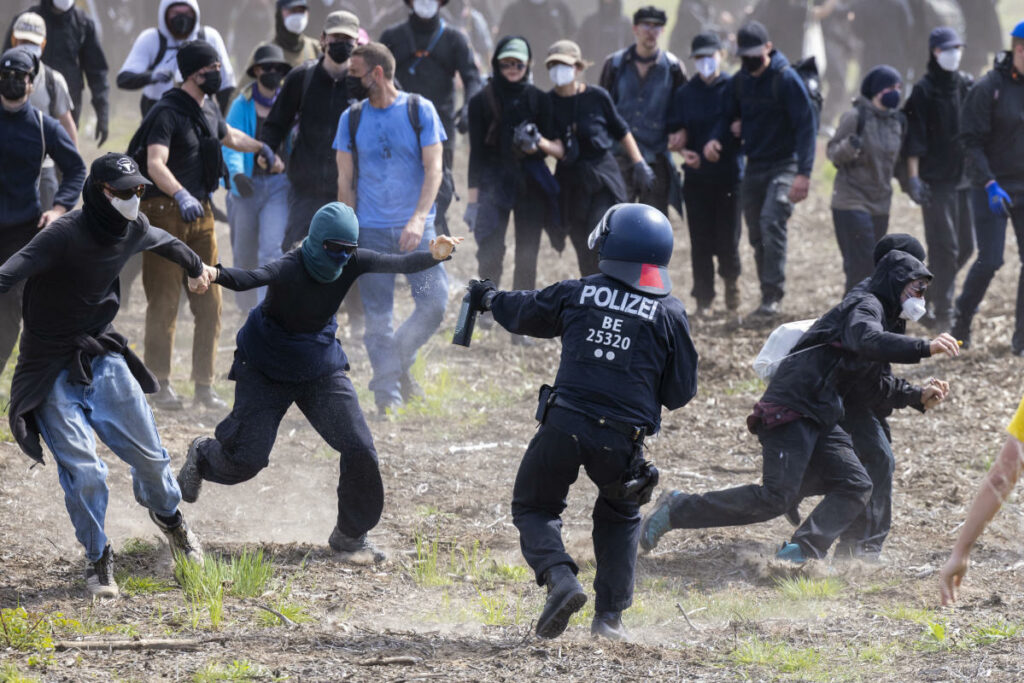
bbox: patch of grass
[120,537,158,557]
[193,660,278,682]
[411,536,453,587]
[968,620,1022,647]
[723,377,766,396]
[0,608,55,657]
[920,618,951,650]
[878,604,938,625]
[409,534,530,587]
[174,549,275,629]
[114,570,176,596]
[0,664,39,683]
[394,353,513,423]
[775,576,844,600]
[730,638,822,675]
[256,601,313,628]
[473,589,527,626]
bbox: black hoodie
[902,56,972,184]
[761,251,933,427]
[960,51,1024,192]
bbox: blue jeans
[35,354,181,562]
[832,209,889,293]
[357,225,448,406]
[226,174,289,312]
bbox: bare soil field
[3,140,1024,682]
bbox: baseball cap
[929,27,963,51]
[0,47,37,76]
[324,11,359,39]
[12,12,46,45]
[632,6,667,26]
[277,0,309,8]
[690,31,721,58]
[91,153,152,190]
[545,39,588,68]
[736,21,769,57]
[496,38,530,63]
[1013,21,1024,40]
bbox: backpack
[734,55,824,119]
[346,93,424,191]
[752,319,817,380]
[148,27,208,71]
[41,64,58,118]
[852,99,910,186]
[604,47,685,102]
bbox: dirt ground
[3,135,1024,682]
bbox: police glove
[513,121,540,154]
[173,189,205,222]
[455,107,469,135]
[94,104,109,147]
[632,160,657,192]
[463,202,479,232]
[847,134,862,151]
[907,176,931,206]
[467,278,497,312]
[233,173,255,198]
[986,181,1013,217]
[151,68,175,84]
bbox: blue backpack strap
[408,18,446,76]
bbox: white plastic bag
[752,319,817,381]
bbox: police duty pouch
[752,319,816,380]
[535,384,556,422]
[601,458,659,505]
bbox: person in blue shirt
[223,43,292,313]
[668,31,742,318]
[334,42,449,417]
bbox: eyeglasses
[260,64,288,74]
[637,22,664,33]
[908,282,928,297]
[323,239,357,255]
[0,69,28,80]
[105,185,145,200]
[499,61,526,71]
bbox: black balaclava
[83,177,134,245]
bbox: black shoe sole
[536,590,587,639]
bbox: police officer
[462,203,698,641]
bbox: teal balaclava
[301,202,360,283]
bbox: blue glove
[173,189,205,222]
[258,143,277,170]
[986,181,1013,217]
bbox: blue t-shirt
[333,92,447,228]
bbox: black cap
[90,153,152,190]
[632,6,667,25]
[0,46,37,77]
[690,31,721,58]
[929,26,963,52]
[736,21,769,57]
[246,43,291,78]
[177,40,220,80]
[277,0,308,8]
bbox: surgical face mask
[283,12,309,34]
[108,193,141,221]
[52,0,75,11]
[900,295,927,321]
[695,55,718,80]
[936,47,962,72]
[198,69,221,95]
[327,40,353,64]
[345,74,369,99]
[549,64,575,87]
[741,55,765,73]
[880,89,901,109]
[0,73,28,101]
[412,0,440,19]
[167,12,197,39]
[21,44,42,59]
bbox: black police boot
[536,564,586,639]
[150,380,184,411]
[194,384,228,410]
[591,611,629,641]
[328,526,387,565]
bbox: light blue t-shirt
[333,92,447,229]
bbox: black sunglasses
[323,239,357,255]
[1,69,28,80]
[105,184,145,200]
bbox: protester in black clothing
[599,6,686,216]
[3,0,109,143]
[641,250,961,563]
[668,31,742,317]
[498,0,577,90]
[903,27,974,333]
[954,23,1024,354]
[466,36,563,312]
[380,0,482,236]
[547,40,653,277]
[175,202,461,563]
[262,11,359,252]
[0,153,208,598]
[575,0,632,83]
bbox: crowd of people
[1,0,1023,643]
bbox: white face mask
[900,295,927,321]
[695,55,718,80]
[936,47,962,72]
[108,193,141,221]
[283,13,309,34]
[412,0,440,19]
[549,64,575,87]
[52,0,75,11]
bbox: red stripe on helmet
[638,264,663,289]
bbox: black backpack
[148,27,208,71]
[734,55,824,120]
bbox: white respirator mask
[109,194,141,221]
[549,64,576,87]
[899,295,927,321]
[283,13,309,34]
[695,55,718,80]
[412,0,440,19]
[936,47,962,72]
[52,0,75,11]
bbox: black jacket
[902,58,971,185]
[4,1,109,124]
[261,59,351,200]
[960,52,1024,193]
[762,251,933,427]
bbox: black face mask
[258,70,284,90]
[345,74,369,100]
[167,12,197,39]
[198,69,221,94]
[327,40,353,64]
[0,74,28,101]
[741,55,766,73]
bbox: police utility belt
[535,385,659,504]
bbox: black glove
[467,278,496,312]
[94,103,109,147]
[907,176,932,206]
[151,67,175,84]
[847,134,862,151]
[233,173,255,198]
[455,108,469,135]
[632,160,656,192]
[512,121,540,154]
[463,202,479,232]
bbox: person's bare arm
[147,143,184,197]
[336,149,355,207]
[223,124,284,173]
[619,132,644,164]
[907,157,920,179]
[399,141,443,252]
[58,111,79,148]
[538,136,565,160]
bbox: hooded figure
[117,0,237,114]
[301,201,359,283]
[273,0,322,66]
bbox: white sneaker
[85,544,119,599]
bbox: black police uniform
[489,272,698,616]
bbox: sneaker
[375,399,402,421]
[749,300,781,319]
[151,380,184,411]
[85,544,119,599]
[775,541,807,564]
[724,279,740,312]
[536,565,587,639]
[399,371,425,403]
[194,385,228,410]
[177,437,209,504]
[591,611,629,641]
[150,510,204,565]
[328,526,386,564]
[639,489,679,553]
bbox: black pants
[617,153,674,216]
[684,177,742,306]
[512,406,641,613]
[835,410,893,557]
[474,180,547,290]
[194,358,384,537]
[832,209,889,293]
[0,221,37,375]
[922,183,974,323]
[667,419,872,559]
[741,160,797,304]
[567,187,617,278]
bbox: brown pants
[142,196,222,385]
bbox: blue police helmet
[587,203,673,296]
